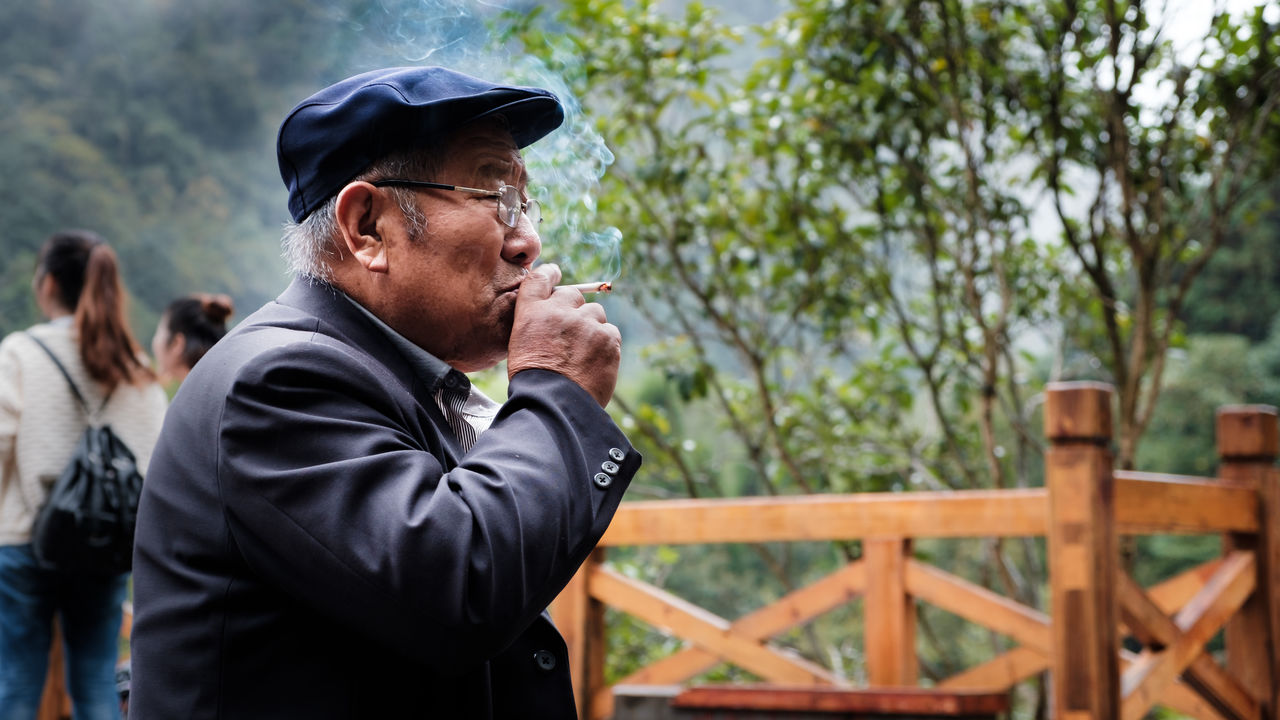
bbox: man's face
[379,121,542,371]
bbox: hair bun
[199,293,234,324]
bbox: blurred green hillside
[0,0,545,336]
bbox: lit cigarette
[559,281,613,294]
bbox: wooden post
[551,547,608,720]
[1045,382,1119,720]
[864,537,916,686]
[37,621,69,720]
[584,549,609,720]
[1217,405,1280,716]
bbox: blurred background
[4,0,1278,708]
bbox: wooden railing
[550,382,1280,720]
[36,382,1276,719]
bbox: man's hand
[507,264,621,407]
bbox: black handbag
[26,334,142,575]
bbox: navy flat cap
[277,66,564,221]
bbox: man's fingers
[552,286,590,308]
[577,301,608,321]
[518,264,561,300]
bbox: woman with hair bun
[0,229,167,719]
[151,293,235,389]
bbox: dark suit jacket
[129,278,638,719]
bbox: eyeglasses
[371,180,541,228]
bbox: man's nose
[502,213,541,268]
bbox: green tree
[1024,1,1280,470]
[1182,181,1280,341]
[510,0,1280,697]
[510,0,927,680]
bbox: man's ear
[334,182,389,274]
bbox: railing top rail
[1113,470,1220,485]
[602,473,1262,546]
[601,489,1048,546]
[1115,475,1260,534]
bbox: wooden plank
[37,622,67,720]
[587,564,837,685]
[550,563,590,717]
[1117,470,1225,484]
[671,685,1009,715]
[1116,570,1259,720]
[1160,684,1234,720]
[1216,406,1279,460]
[1045,381,1113,442]
[121,601,133,653]
[726,561,866,644]
[1255,467,1280,711]
[865,538,916,686]
[1144,559,1222,616]
[1218,406,1280,710]
[1121,551,1257,720]
[600,490,1048,546]
[1119,650,1232,720]
[613,560,867,686]
[589,684,613,720]
[1119,572,1179,652]
[905,560,1051,653]
[1220,475,1280,699]
[1114,474,1259,534]
[938,646,1049,689]
[1048,445,1120,718]
[1046,381,1120,720]
[584,551,608,720]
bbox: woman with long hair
[0,230,167,720]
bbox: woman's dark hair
[163,294,234,371]
[36,230,154,388]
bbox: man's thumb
[518,264,560,299]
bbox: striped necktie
[436,384,478,454]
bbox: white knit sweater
[0,320,168,545]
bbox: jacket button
[533,650,557,671]
[601,461,619,475]
[593,473,613,488]
[609,447,625,461]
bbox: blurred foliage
[1020,0,1280,471]
[5,0,1279,708]
[1183,180,1280,341]
[0,0,531,336]
[2,0,321,334]
[1138,333,1272,477]
[509,0,1280,704]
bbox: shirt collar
[339,293,470,395]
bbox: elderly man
[129,66,639,718]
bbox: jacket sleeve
[215,341,638,672]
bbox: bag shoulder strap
[25,333,113,418]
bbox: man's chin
[452,351,507,374]
[450,325,513,374]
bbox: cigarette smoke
[351,0,623,283]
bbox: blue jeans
[0,544,126,720]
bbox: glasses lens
[525,199,541,226]
[498,186,521,227]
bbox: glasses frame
[371,180,540,228]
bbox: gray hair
[280,149,441,280]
